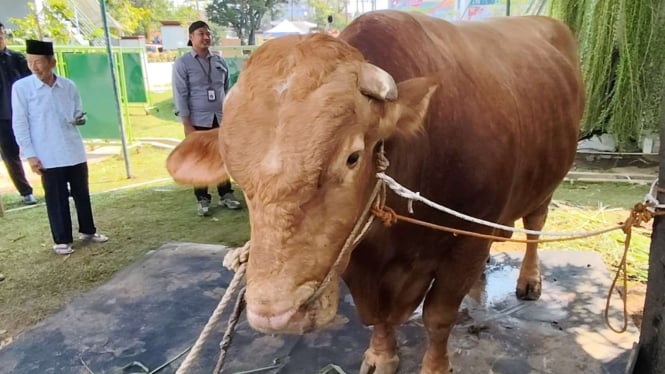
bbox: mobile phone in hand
[72,112,87,125]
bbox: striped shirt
[172,50,229,128]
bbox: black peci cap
[26,39,54,56]
[187,20,210,46]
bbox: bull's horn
[359,63,398,101]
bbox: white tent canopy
[263,20,308,38]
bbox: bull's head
[167,34,437,334]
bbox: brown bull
[167,10,584,374]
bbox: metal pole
[506,0,511,16]
[99,0,132,179]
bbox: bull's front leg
[360,324,400,374]
[421,239,490,373]
[420,282,458,374]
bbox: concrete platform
[0,243,638,374]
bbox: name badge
[207,89,216,102]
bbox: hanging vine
[550,0,665,151]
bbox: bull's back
[341,11,583,224]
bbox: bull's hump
[239,33,365,101]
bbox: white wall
[161,25,188,51]
[147,62,174,92]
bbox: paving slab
[0,243,638,374]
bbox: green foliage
[9,0,75,44]
[129,0,175,37]
[172,4,202,26]
[549,0,589,34]
[611,1,665,145]
[207,0,288,45]
[308,0,350,30]
[550,0,665,150]
[106,0,151,35]
[103,0,204,38]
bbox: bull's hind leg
[516,197,551,300]
[421,238,491,373]
[359,324,400,374]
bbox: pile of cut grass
[544,202,651,281]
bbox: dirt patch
[622,282,647,329]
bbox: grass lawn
[128,91,185,140]
[0,90,656,347]
[550,181,652,281]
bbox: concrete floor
[0,242,638,374]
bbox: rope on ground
[175,242,250,374]
[214,286,246,373]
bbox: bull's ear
[166,128,229,187]
[377,77,438,139]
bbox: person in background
[11,39,108,255]
[172,20,242,216]
[0,22,37,205]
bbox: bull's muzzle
[245,280,340,334]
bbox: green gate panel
[122,52,148,103]
[225,57,247,87]
[62,53,122,140]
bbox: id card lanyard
[196,55,216,102]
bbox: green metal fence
[61,52,123,140]
[9,44,256,141]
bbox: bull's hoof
[359,349,399,374]
[516,277,542,300]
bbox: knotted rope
[603,203,661,333]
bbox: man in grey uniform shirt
[172,20,242,216]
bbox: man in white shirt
[11,39,108,255]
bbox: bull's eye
[346,151,361,168]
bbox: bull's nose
[244,281,320,333]
[246,307,302,332]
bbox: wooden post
[634,84,665,373]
